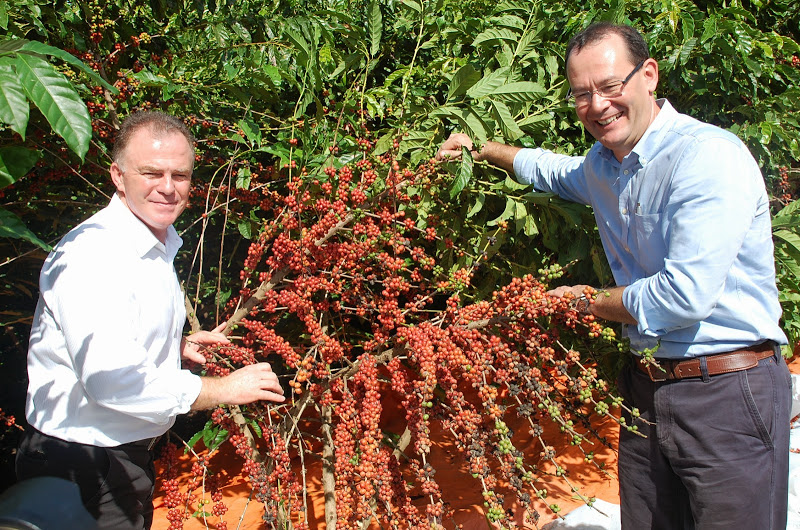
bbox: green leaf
[236,166,252,190]
[284,27,311,64]
[447,64,480,101]
[491,99,524,141]
[489,81,546,102]
[238,119,261,147]
[238,218,252,239]
[467,192,485,218]
[0,38,25,55]
[372,131,394,156]
[263,64,282,86]
[185,420,212,451]
[430,106,489,146]
[0,146,39,188]
[488,197,517,226]
[134,69,169,86]
[701,17,718,42]
[449,146,473,198]
[367,0,382,57]
[246,417,263,437]
[466,67,511,99]
[502,175,530,192]
[14,53,90,160]
[514,200,528,234]
[773,199,800,223]
[399,0,422,12]
[0,207,51,250]
[0,58,28,137]
[472,28,520,47]
[523,212,539,236]
[679,38,697,65]
[18,40,117,93]
[205,426,229,452]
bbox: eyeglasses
[565,59,646,108]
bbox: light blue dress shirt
[513,99,786,358]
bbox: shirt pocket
[631,212,667,275]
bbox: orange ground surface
[152,354,800,529]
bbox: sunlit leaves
[0,57,27,138]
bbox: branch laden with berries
[157,131,636,529]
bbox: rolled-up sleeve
[513,148,590,204]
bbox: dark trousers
[15,427,155,530]
[617,350,791,529]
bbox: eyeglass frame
[564,59,647,108]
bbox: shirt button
[621,208,628,215]
[624,169,630,175]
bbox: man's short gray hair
[112,111,195,168]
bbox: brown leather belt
[635,341,776,382]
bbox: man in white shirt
[16,111,285,530]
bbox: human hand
[547,285,591,299]
[436,133,475,161]
[193,362,286,410]
[182,322,230,364]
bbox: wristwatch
[569,295,593,316]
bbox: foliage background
[0,0,798,524]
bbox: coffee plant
[0,0,798,527]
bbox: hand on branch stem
[435,133,520,173]
[181,322,229,364]
[192,362,286,410]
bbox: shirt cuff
[173,371,203,413]
[512,148,545,184]
[622,280,661,338]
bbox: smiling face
[110,127,194,242]
[566,33,660,161]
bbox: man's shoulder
[46,203,131,268]
[668,109,743,147]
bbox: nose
[157,174,176,194]
[587,91,611,111]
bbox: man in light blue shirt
[438,21,790,530]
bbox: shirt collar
[107,194,183,260]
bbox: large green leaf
[489,81,547,102]
[472,28,520,47]
[466,67,511,99]
[367,0,382,57]
[0,57,28,138]
[18,40,117,93]
[488,196,517,226]
[447,64,480,101]
[467,192,486,218]
[491,99,524,140]
[449,146,473,198]
[0,146,39,188]
[430,106,489,146]
[15,53,90,160]
[0,38,25,54]
[0,207,51,250]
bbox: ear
[110,162,125,193]
[642,57,659,95]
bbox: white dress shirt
[25,194,202,447]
